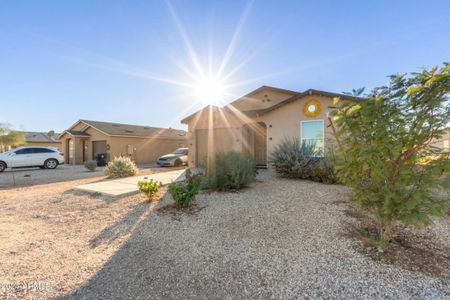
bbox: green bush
[311,159,338,184]
[137,178,162,200]
[104,156,138,179]
[331,63,450,243]
[207,151,256,191]
[168,170,202,207]
[84,160,97,172]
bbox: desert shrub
[311,158,338,184]
[331,63,450,243]
[269,138,318,178]
[168,170,202,207]
[104,156,138,178]
[207,151,256,191]
[84,160,97,172]
[269,138,338,184]
[137,177,162,200]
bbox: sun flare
[194,77,227,105]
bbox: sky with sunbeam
[0,0,449,132]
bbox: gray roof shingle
[20,131,61,143]
[80,120,187,139]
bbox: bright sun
[194,77,226,105]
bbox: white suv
[0,146,64,172]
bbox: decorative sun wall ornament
[303,99,321,118]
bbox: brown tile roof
[80,120,187,139]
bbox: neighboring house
[432,130,450,152]
[181,85,361,167]
[20,131,61,149]
[59,120,187,165]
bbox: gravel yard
[1,170,449,299]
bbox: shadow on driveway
[89,200,159,248]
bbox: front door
[254,122,267,165]
[82,140,88,162]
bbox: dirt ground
[0,167,179,299]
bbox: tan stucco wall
[72,122,89,131]
[108,136,187,164]
[60,125,110,164]
[253,94,338,158]
[83,127,110,161]
[60,121,187,165]
[185,106,247,166]
[185,94,340,167]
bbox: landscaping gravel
[61,170,449,300]
[1,169,448,299]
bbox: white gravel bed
[63,171,450,299]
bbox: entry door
[82,140,88,162]
[254,123,267,165]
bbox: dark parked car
[156,148,188,167]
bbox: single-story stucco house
[181,86,357,167]
[181,85,450,168]
[19,131,61,149]
[59,120,187,165]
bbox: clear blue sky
[1,0,449,132]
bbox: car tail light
[59,152,64,156]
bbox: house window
[301,120,324,156]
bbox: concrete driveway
[73,169,186,197]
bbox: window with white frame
[301,120,324,156]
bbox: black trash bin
[96,153,107,167]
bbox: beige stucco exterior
[182,87,341,167]
[60,121,187,165]
[252,94,337,157]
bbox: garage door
[92,140,107,158]
[195,128,234,166]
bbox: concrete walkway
[73,169,186,197]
